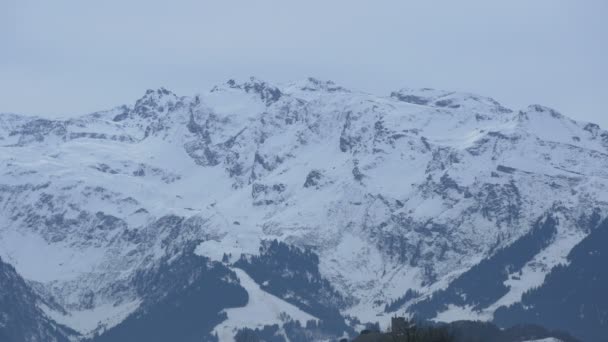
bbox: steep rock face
[1,77,608,340]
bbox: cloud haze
[1,0,607,127]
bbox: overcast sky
[2,0,607,127]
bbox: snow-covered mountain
[1,77,606,341]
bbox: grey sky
[2,0,607,127]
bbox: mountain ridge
[1,77,607,341]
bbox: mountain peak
[391,87,512,115]
[131,87,181,119]
[221,77,282,106]
[2,77,607,342]
[523,104,564,119]
[297,77,347,92]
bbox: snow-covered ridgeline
[0,77,607,337]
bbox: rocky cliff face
[1,77,607,341]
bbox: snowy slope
[211,268,317,342]
[1,77,607,340]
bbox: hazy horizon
[2,0,607,127]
